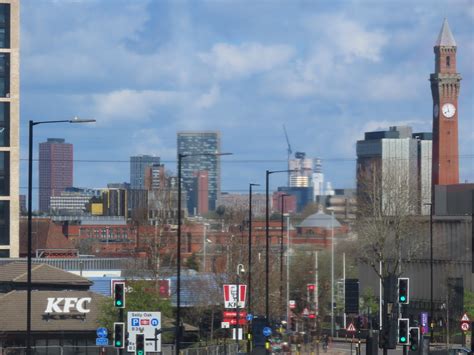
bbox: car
[448,347,473,355]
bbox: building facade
[39,138,73,213]
[130,155,160,189]
[356,126,431,215]
[289,152,313,188]
[177,131,221,214]
[0,0,19,258]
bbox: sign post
[461,313,471,333]
[127,312,162,353]
[223,284,247,308]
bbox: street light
[176,152,232,355]
[326,207,336,338]
[27,117,95,354]
[424,202,434,342]
[265,169,295,321]
[236,263,246,351]
[247,182,259,354]
[280,194,290,320]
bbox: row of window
[81,228,130,239]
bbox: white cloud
[304,14,388,63]
[92,89,184,123]
[199,42,295,80]
[195,85,220,109]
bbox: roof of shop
[0,290,105,332]
[0,262,92,286]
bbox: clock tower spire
[431,18,461,186]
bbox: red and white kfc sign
[223,284,247,309]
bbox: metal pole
[430,202,434,342]
[176,154,182,355]
[236,272,240,350]
[203,224,207,272]
[265,170,270,321]
[286,215,290,323]
[331,211,335,338]
[315,251,318,318]
[248,183,258,316]
[343,252,346,329]
[27,120,33,355]
[280,195,286,321]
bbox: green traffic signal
[400,296,406,302]
[116,300,122,306]
[116,341,122,346]
[137,351,144,355]
[400,336,406,343]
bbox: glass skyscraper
[129,155,160,189]
[177,131,221,214]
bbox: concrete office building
[177,131,221,214]
[39,138,73,213]
[289,152,313,187]
[356,126,431,215]
[0,0,19,258]
[130,155,160,189]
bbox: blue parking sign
[131,318,140,326]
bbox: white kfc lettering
[45,297,64,313]
[44,297,92,313]
[76,297,91,313]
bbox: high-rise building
[430,19,461,188]
[177,131,221,214]
[356,126,432,215]
[0,0,19,258]
[289,152,313,187]
[191,170,209,216]
[312,158,324,199]
[144,163,165,191]
[130,155,160,189]
[39,138,73,213]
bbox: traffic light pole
[119,308,124,355]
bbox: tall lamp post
[325,208,336,338]
[424,202,434,341]
[248,183,259,316]
[176,152,231,355]
[236,263,246,351]
[265,169,294,321]
[27,117,95,354]
[279,194,289,320]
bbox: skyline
[20,0,473,203]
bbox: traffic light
[307,284,316,291]
[113,322,125,348]
[356,316,363,330]
[398,318,409,344]
[136,333,145,355]
[409,327,419,351]
[114,282,126,308]
[398,278,409,304]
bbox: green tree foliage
[464,290,474,318]
[97,280,174,342]
[185,253,200,271]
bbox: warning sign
[346,322,356,332]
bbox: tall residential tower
[177,131,221,214]
[39,138,73,213]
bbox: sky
[19,0,474,202]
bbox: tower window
[446,56,450,67]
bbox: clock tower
[431,19,461,186]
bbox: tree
[97,280,174,342]
[355,158,426,279]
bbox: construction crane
[283,124,292,186]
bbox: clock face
[442,103,456,118]
[433,104,439,118]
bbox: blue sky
[20,0,473,200]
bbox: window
[446,56,450,67]
[0,4,10,49]
[0,102,9,146]
[0,53,9,97]
[0,152,9,195]
[0,201,9,245]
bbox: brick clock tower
[430,19,461,186]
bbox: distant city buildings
[130,155,160,189]
[0,0,19,258]
[50,187,100,215]
[177,131,221,215]
[289,152,313,187]
[39,138,73,213]
[218,192,266,217]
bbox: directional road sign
[127,311,161,353]
[96,327,108,338]
[263,327,272,337]
[96,338,108,346]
